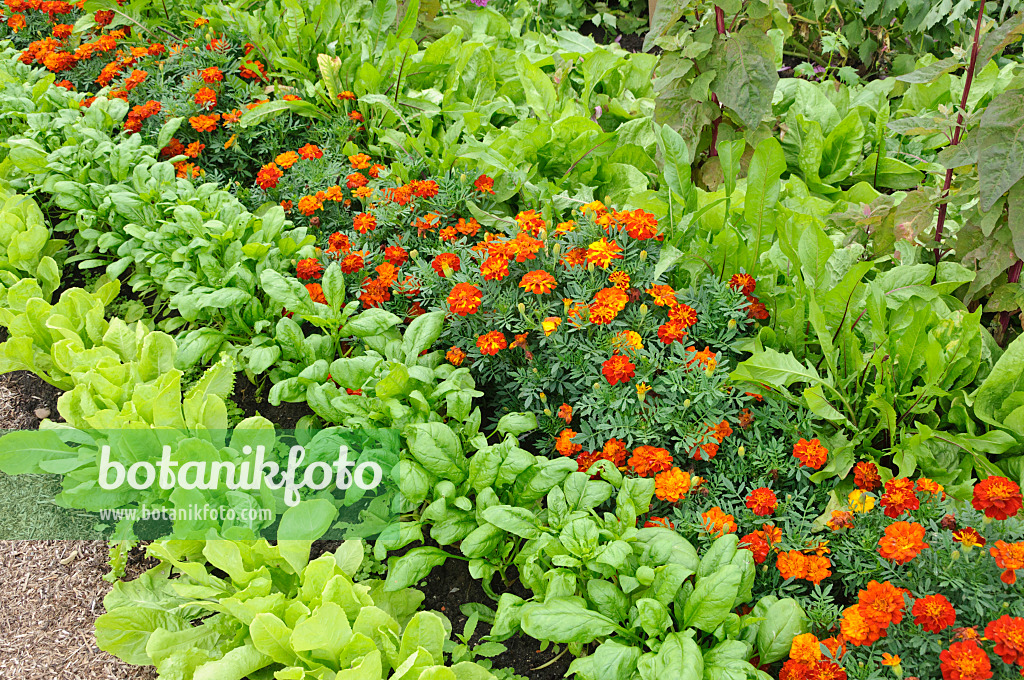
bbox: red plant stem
[709,6,726,157]
[999,259,1023,340]
[934,0,986,265]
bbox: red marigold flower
[701,506,737,538]
[728,272,756,295]
[431,253,461,277]
[913,594,956,634]
[657,320,687,345]
[880,477,920,518]
[602,354,635,386]
[985,615,1024,665]
[668,303,698,327]
[628,445,673,477]
[473,174,495,193]
[746,487,778,516]
[410,179,439,198]
[991,540,1024,584]
[476,330,507,356]
[255,163,284,189]
[793,438,828,469]
[556,403,572,424]
[338,90,356,100]
[878,521,929,564]
[644,516,675,529]
[52,24,74,39]
[339,252,365,274]
[519,270,557,294]
[200,66,223,83]
[608,270,630,290]
[384,245,408,266]
[600,438,628,467]
[853,461,882,492]
[93,9,114,26]
[327,232,350,253]
[346,172,369,189]
[952,527,986,549]
[739,531,771,564]
[447,283,482,317]
[352,212,377,234]
[446,347,466,366]
[826,510,855,531]
[297,143,323,160]
[939,640,992,680]
[296,258,324,280]
[972,476,1023,521]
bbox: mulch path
[0,370,153,680]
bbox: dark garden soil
[231,372,315,430]
[578,21,649,53]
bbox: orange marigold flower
[793,438,828,469]
[184,141,205,158]
[297,143,323,160]
[359,278,391,308]
[297,195,323,216]
[790,633,822,664]
[602,354,635,386]
[952,527,986,549]
[826,510,855,531]
[878,521,928,564]
[349,110,363,122]
[939,640,992,680]
[696,441,718,461]
[515,209,546,236]
[346,172,369,189]
[585,237,624,268]
[305,283,326,304]
[520,270,557,294]
[913,594,956,634]
[561,247,587,268]
[972,476,1023,521]
[352,212,377,234]
[609,271,630,290]
[473,174,495,193]
[194,86,217,109]
[275,151,299,169]
[840,604,883,647]
[916,477,946,499]
[222,109,243,125]
[746,487,778,516]
[777,550,808,580]
[853,461,881,492]
[338,90,356,100]
[189,113,219,132]
[594,287,629,312]
[52,23,74,39]
[431,253,461,278]
[728,273,757,296]
[324,186,344,202]
[655,468,694,502]
[619,208,659,240]
[556,403,572,424]
[710,420,733,443]
[554,428,581,457]
[880,477,920,518]
[702,506,737,538]
[123,69,148,90]
[477,330,507,356]
[296,257,324,280]
[859,580,907,629]
[455,218,480,236]
[985,615,1024,666]
[804,555,832,585]
[446,347,466,366]
[349,152,371,169]
[601,438,628,467]
[447,283,482,317]
[991,540,1024,584]
[646,284,677,306]
[628,445,673,477]
[481,256,510,282]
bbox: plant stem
[934,0,986,266]
[708,6,726,158]
[998,259,1023,343]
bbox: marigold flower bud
[518,303,526,315]
[738,446,745,457]
[728,318,737,329]
[539,392,547,403]
[552,243,561,257]
[951,549,960,561]
[683,399,691,407]
[639,303,648,316]
[639,250,647,261]
[543,408,551,416]
[409,249,418,259]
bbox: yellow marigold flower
[848,489,876,513]
[636,382,651,401]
